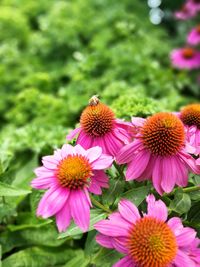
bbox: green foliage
[0,0,199,266]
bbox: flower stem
[113,161,125,180]
[166,185,200,196]
[90,195,111,214]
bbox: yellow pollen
[127,217,177,267]
[80,102,115,137]
[180,104,200,129]
[141,112,185,156]
[56,155,92,189]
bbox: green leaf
[58,210,107,239]
[121,185,151,206]
[170,192,191,214]
[103,179,125,205]
[2,247,82,267]
[63,250,90,267]
[92,248,122,267]
[84,230,99,256]
[0,182,31,197]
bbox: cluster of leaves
[0,0,199,266]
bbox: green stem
[114,161,125,179]
[90,195,111,213]
[165,185,200,197]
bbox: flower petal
[66,127,81,140]
[161,157,176,193]
[176,227,196,247]
[113,256,135,267]
[146,194,168,222]
[116,140,143,164]
[173,249,196,267]
[96,234,114,249]
[55,199,71,232]
[118,199,141,224]
[91,154,113,170]
[70,189,90,232]
[85,146,102,163]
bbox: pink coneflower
[31,144,113,232]
[170,47,200,70]
[188,25,200,45]
[116,112,200,195]
[187,0,200,11]
[180,104,200,155]
[67,96,132,157]
[174,3,197,20]
[95,195,200,267]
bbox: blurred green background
[0,0,199,266]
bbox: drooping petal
[174,156,188,187]
[176,227,196,247]
[146,194,168,222]
[66,127,81,140]
[94,219,130,237]
[55,199,71,232]
[113,256,136,267]
[96,234,114,249]
[173,249,196,267]
[179,151,200,174]
[118,199,141,224]
[116,140,143,164]
[77,130,93,149]
[152,156,163,195]
[167,217,184,236]
[161,157,176,193]
[111,237,129,254]
[126,149,150,180]
[70,189,90,232]
[31,176,58,189]
[37,186,70,218]
[42,155,58,169]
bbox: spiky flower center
[127,217,177,267]
[141,113,185,156]
[182,48,195,59]
[80,103,115,137]
[56,155,92,189]
[196,25,200,34]
[180,104,200,129]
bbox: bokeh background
[0,0,199,266]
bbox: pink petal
[167,217,184,236]
[42,155,58,169]
[55,199,71,232]
[85,146,102,163]
[37,186,70,218]
[176,227,196,247]
[91,154,113,170]
[96,234,114,249]
[118,199,141,224]
[88,181,102,195]
[126,149,150,180]
[116,140,143,164]
[146,194,168,222]
[113,256,135,267]
[174,157,188,187]
[161,157,176,193]
[131,117,146,127]
[111,237,129,254]
[173,249,196,267]
[73,144,87,155]
[77,131,93,149]
[94,219,130,237]
[91,170,109,188]
[103,132,123,156]
[70,189,90,232]
[152,157,164,195]
[31,176,58,189]
[66,127,81,140]
[179,151,200,174]
[61,144,74,158]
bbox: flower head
[187,0,200,11]
[174,3,197,20]
[94,195,200,267]
[31,144,113,232]
[116,112,200,195]
[180,104,200,155]
[188,25,200,45]
[170,47,200,70]
[67,96,132,156]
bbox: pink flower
[174,3,197,20]
[67,96,132,157]
[179,104,200,155]
[187,0,200,12]
[94,195,200,267]
[188,25,200,45]
[116,112,200,195]
[170,47,200,70]
[31,144,113,232]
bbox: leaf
[170,192,191,214]
[63,250,90,267]
[121,185,151,206]
[103,179,125,205]
[58,210,107,239]
[2,247,82,267]
[84,230,99,256]
[92,248,122,267]
[0,182,31,197]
